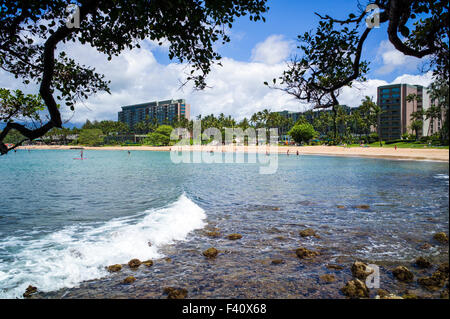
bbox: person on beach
[395,145,397,150]
[287,149,289,156]
[296,150,299,156]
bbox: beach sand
[18,144,449,162]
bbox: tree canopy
[0,0,268,154]
[269,0,448,112]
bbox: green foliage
[155,125,174,137]
[0,89,45,123]
[143,132,170,146]
[288,123,317,144]
[78,129,104,146]
[0,129,26,144]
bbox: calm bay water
[0,149,448,298]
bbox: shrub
[78,129,104,146]
[288,123,317,144]
[143,132,170,146]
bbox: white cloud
[375,40,423,75]
[250,35,294,65]
[0,35,435,125]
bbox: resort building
[118,99,190,128]
[376,84,441,140]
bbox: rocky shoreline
[25,225,449,299]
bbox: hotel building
[376,84,441,140]
[118,99,190,128]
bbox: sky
[0,0,434,125]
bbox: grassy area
[342,142,449,149]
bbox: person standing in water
[80,149,83,159]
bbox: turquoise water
[0,149,448,298]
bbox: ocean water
[0,149,448,298]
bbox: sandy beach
[18,144,449,162]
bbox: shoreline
[17,144,449,162]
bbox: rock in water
[227,233,242,240]
[355,205,370,209]
[164,287,188,299]
[433,232,448,244]
[392,266,414,282]
[123,276,136,284]
[299,228,317,238]
[320,274,336,283]
[142,260,153,267]
[418,269,448,291]
[351,261,374,280]
[271,259,284,265]
[415,257,432,269]
[23,285,37,298]
[295,247,320,259]
[341,279,369,298]
[107,264,122,272]
[128,258,142,269]
[202,247,219,258]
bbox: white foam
[0,194,206,298]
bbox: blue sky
[0,0,434,124]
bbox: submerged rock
[123,276,136,284]
[271,259,284,265]
[420,243,432,250]
[164,287,188,299]
[418,269,448,291]
[202,247,219,258]
[415,257,432,269]
[433,232,448,244]
[341,279,369,298]
[23,285,37,298]
[227,233,242,240]
[205,231,221,238]
[128,258,142,269]
[336,205,346,209]
[351,261,374,280]
[299,228,317,238]
[392,266,414,282]
[440,289,449,299]
[142,260,153,267]
[319,274,336,283]
[327,264,344,270]
[295,247,320,259]
[355,205,370,210]
[438,262,449,275]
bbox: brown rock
[271,259,284,265]
[376,294,403,299]
[433,232,448,244]
[355,205,370,209]
[227,233,242,240]
[376,289,389,298]
[295,247,320,259]
[438,262,449,275]
[415,257,432,269]
[440,289,449,299]
[202,247,219,258]
[142,260,153,267]
[402,293,418,299]
[123,276,136,284]
[128,258,141,269]
[341,279,369,298]
[320,274,336,283]
[23,285,37,298]
[164,287,188,299]
[299,228,317,238]
[327,264,344,270]
[336,205,345,209]
[392,266,414,282]
[420,243,432,250]
[205,231,221,238]
[107,264,122,272]
[418,270,447,291]
[351,261,374,280]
